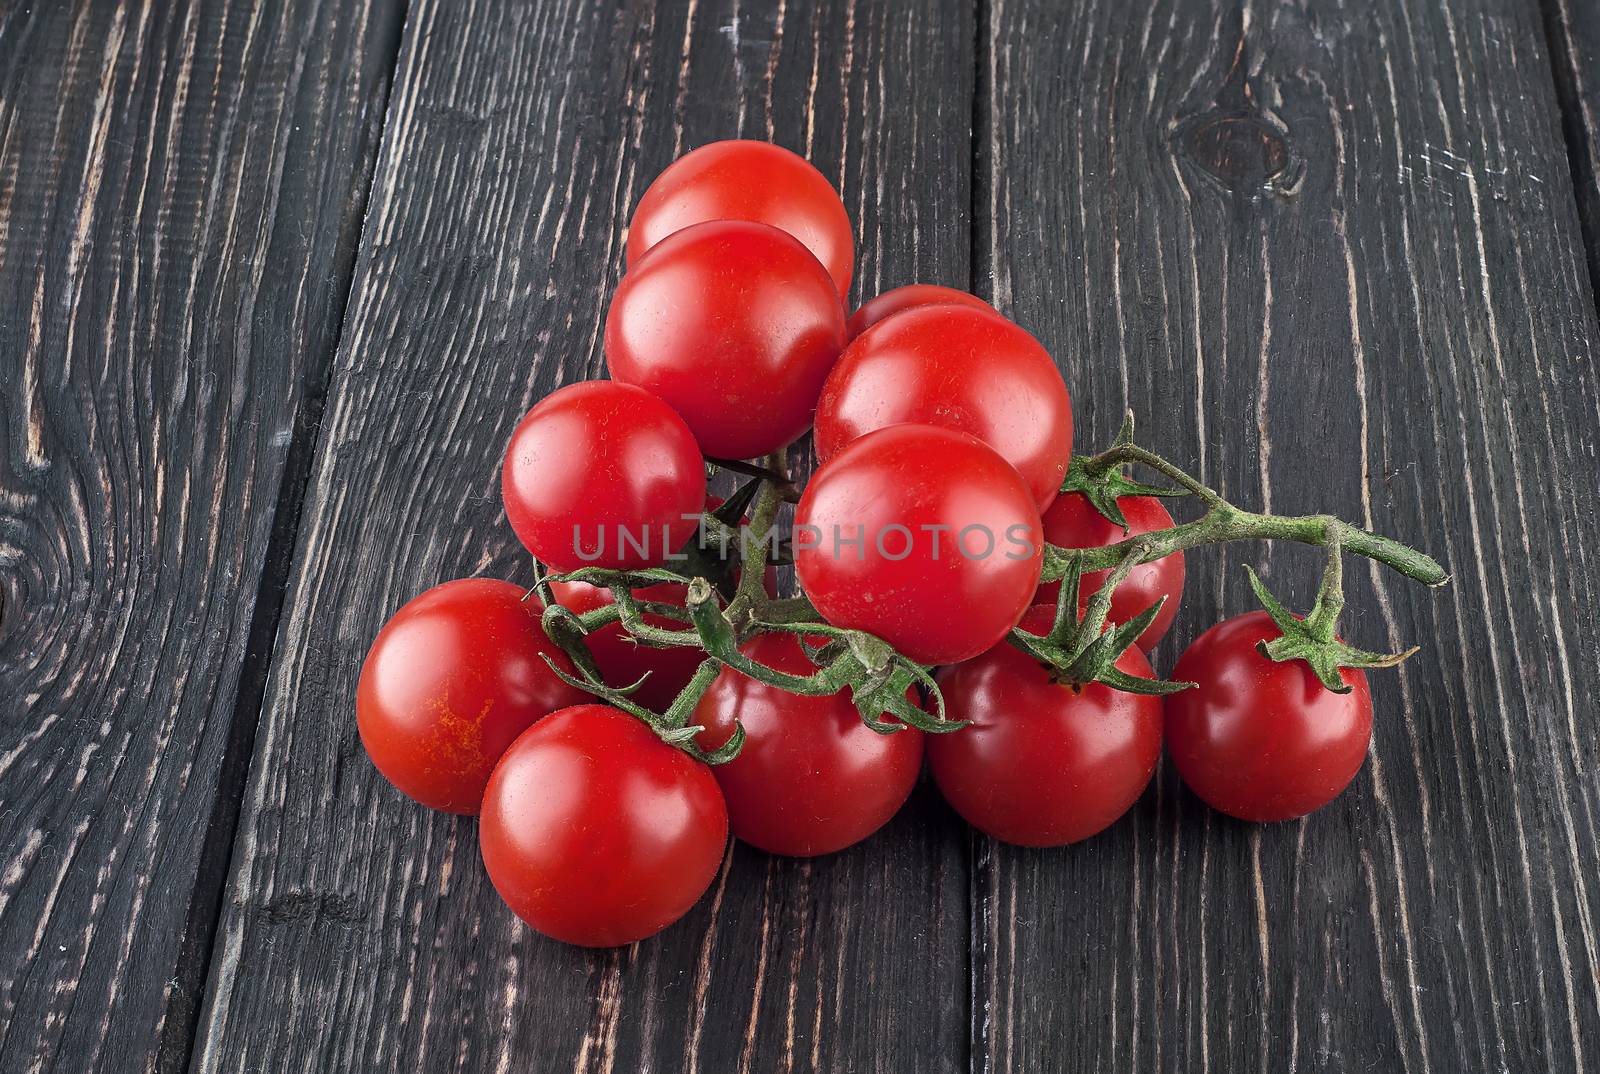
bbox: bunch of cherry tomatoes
[356,141,1435,948]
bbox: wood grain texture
[0,1,401,1071]
[976,1,1600,1072]
[191,1,974,1071]
[1543,0,1600,302]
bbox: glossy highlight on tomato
[501,380,706,573]
[794,424,1044,666]
[356,579,587,814]
[606,220,848,460]
[693,633,924,856]
[814,304,1073,509]
[1165,611,1374,822]
[626,140,855,299]
[479,706,729,946]
[846,284,996,340]
[929,607,1162,846]
[1036,492,1185,650]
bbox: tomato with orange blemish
[357,578,587,814]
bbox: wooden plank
[1545,0,1600,296]
[191,1,973,1071]
[0,1,401,1071]
[976,1,1600,1071]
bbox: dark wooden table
[4,1,1599,1071]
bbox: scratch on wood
[683,842,734,1074]
[735,861,775,1074]
[20,266,50,470]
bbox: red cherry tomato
[846,284,995,340]
[929,606,1161,846]
[1035,492,1185,651]
[692,633,924,856]
[607,221,847,460]
[501,380,706,573]
[479,706,728,946]
[356,579,587,814]
[814,305,1073,509]
[794,424,1043,666]
[627,140,855,299]
[1165,611,1374,822]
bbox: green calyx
[1058,414,1185,530]
[687,582,960,736]
[1007,552,1194,695]
[1244,564,1417,694]
[782,628,954,734]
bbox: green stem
[1042,508,1447,588]
[685,579,858,695]
[1084,443,1227,508]
[1069,543,1148,660]
[705,455,803,500]
[1303,535,1346,643]
[1056,432,1447,586]
[757,594,820,625]
[659,659,723,730]
[611,586,704,647]
[698,514,743,566]
[726,450,787,628]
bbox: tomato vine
[356,139,1460,944]
[527,411,1446,763]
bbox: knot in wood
[1179,111,1291,190]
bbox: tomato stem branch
[1083,442,1227,509]
[535,410,1447,756]
[706,455,803,501]
[610,586,704,647]
[726,450,788,631]
[1049,417,1447,589]
[1042,507,1446,588]
[757,594,819,624]
[1305,535,1346,643]
[1069,543,1149,660]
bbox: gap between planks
[164,7,412,1073]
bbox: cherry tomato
[928,606,1162,846]
[502,380,706,573]
[1035,492,1185,651]
[814,305,1073,509]
[607,220,847,460]
[627,140,855,299]
[1165,611,1373,822]
[793,424,1043,666]
[692,633,924,856]
[846,284,995,340]
[356,579,588,814]
[479,706,728,946]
